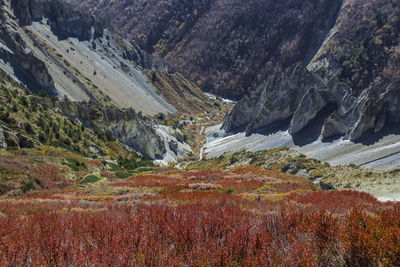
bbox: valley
[1,0,400,265]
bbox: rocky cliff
[51,100,167,159]
[222,64,400,142]
[11,0,104,40]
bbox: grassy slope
[146,71,212,115]
[0,69,120,156]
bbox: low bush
[80,175,100,184]
[114,172,132,179]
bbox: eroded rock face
[223,64,400,142]
[1,0,169,104]
[123,41,167,72]
[50,100,166,160]
[222,64,326,135]
[0,125,35,149]
[0,15,58,95]
[4,130,19,148]
[110,121,166,160]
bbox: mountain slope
[222,0,400,142]
[63,0,400,102]
[0,0,218,116]
[0,0,210,163]
[64,0,343,100]
[215,0,400,171]
[0,66,169,159]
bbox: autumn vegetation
[0,163,399,266]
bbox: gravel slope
[25,22,176,115]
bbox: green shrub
[81,175,100,184]
[230,155,239,164]
[64,158,87,171]
[20,180,35,192]
[108,162,123,171]
[24,122,34,134]
[114,172,132,179]
[224,188,234,194]
[134,167,153,173]
[5,146,18,151]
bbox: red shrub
[0,198,399,266]
[286,190,381,212]
[100,171,117,180]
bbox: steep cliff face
[11,0,104,40]
[52,101,167,159]
[0,2,58,96]
[222,64,324,134]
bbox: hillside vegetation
[187,148,400,193]
[0,69,154,194]
[1,69,400,264]
[1,165,400,266]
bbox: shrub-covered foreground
[0,167,399,266]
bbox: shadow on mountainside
[353,123,400,146]
[292,104,338,146]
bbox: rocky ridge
[222,64,400,142]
